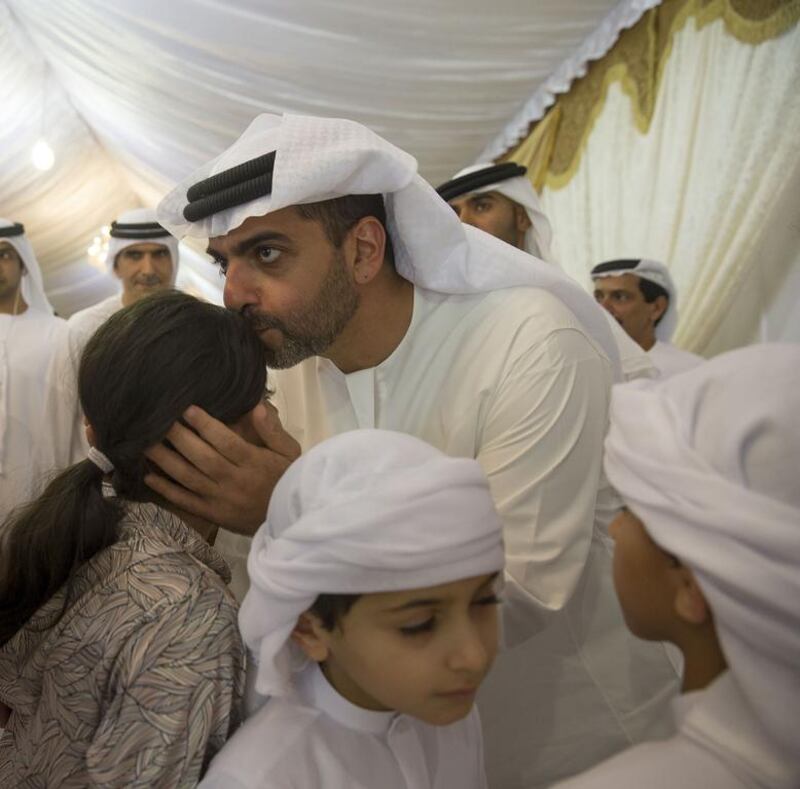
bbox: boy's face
[609,508,683,640]
[302,573,500,726]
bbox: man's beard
[244,249,360,369]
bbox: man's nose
[596,294,614,314]
[459,208,478,228]
[223,258,256,311]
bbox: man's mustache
[243,308,287,334]
[134,275,163,286]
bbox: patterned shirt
[0,502,245,787]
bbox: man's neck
[640,331,657,352]
[0,294,28,315]
[325,271,414,375]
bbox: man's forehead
[593,273,641,290]
[449,190,517,209]
[207,206,305,251]
[120,242,170,254]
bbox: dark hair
[0,291,268,646]
[295,194,394,265]
[309,593,362,631]
[637,279,669,326]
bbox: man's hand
[144,403,300,535]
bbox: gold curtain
[501,0,800,191]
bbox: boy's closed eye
[397,590,502,637]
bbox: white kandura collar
[299,662,398,736]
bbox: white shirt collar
[298,663,398,736]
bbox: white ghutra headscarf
[604,343,800,765]
[157,113,620,379]
[238,429,505,700]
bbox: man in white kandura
[591,258,703,377]
[200,429,505,789]
[555,343,800,789]
[150,113,678,787]
[438,163,655,382]
[438,160,675,777]
[48,208,180,467]
[0,219,67,521]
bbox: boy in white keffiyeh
[200,429,504,789]
[555,343,800,789]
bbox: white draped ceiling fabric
[535,17,800,354]
[0,0,656,317]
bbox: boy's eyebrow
[385,597,442,613]
[207,231,291,258]
[384,573,500,613]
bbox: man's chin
[261,338,317,370]
[134,283,167,293]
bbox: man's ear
[514,205,532,233]
[348,216,388,285]
[291,611,332,663]
[649,294,668,325]
[85,421,98,449]
[673,566,710,626]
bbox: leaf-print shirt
[0,501,245,788]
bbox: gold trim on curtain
[501,0,800,190]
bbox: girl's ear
[673,566,710,626]
[290,611,332,663]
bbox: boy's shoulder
[200,695,321,788]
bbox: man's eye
[214,258,228,277]
[473,593,501,607]
[257,246,280,264]
[474,201,492,212]
[399,617,435,636]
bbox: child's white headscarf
[604,343,800,763]
[238,429,505,699]
[157,113,620,379]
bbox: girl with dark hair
[0,291,269,787]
